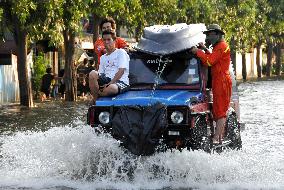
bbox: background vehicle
[87,23,242,155]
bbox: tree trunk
[275,43,282,76]
[14,20,34,107]
[242,53,247,80]
[135,22,143,42]
[230,37,237,75]
[116,21,121,37]
[92,14,101,66]
[63,29,77,101]
[256,43,262,78]
[266,39,273,77]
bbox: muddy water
[0,80,283,190]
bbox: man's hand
[102,48,107,55]
[191,46,198,54]
[198,42,207,50]
[99,83,110,92]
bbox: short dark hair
[100,17,116,31]
[46,67,52,73]
[83,58,88,65]
[102,29,116,40]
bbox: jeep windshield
[129,52,201,90]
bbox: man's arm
[109,68,125,84]
[191,46,222,67]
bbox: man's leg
[213,117,226,144]
[88,70,100,103]
[99,84,119,96]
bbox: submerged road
[0,80,283,190]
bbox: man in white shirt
[89,29,130,104]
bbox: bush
[32,53,49,98]
[262,63,284,75]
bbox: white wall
[0,54,19,103]
[0,52,33,103]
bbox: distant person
[94,17,128,69]
[40,67,54,100]
[58,68,65,98]
[77,58,92,96]
[191,24,232,144]
[86,61,96,74]
[79,77,88,98]
[77,58,89,75]
[89,29,130,104]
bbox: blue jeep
[87,24,242,155]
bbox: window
[129,54,200,87]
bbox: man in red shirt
[94,17,128,69]
[191,24,232,144]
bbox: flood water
[0,80,283,190]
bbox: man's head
[203,24,225,46]
[46,67,52,74]
[100,17,116,32]
[83,58,89,66]
[102,29,116,52]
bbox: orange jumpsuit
[196,40,232,121]
[94,37,128,66]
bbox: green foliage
[114,0,183,39]
[5,0,281,56]
[0,8,3,21]
[32,53,48,94]
[266,0,284,43]
[1,0,283,99]
[180,0,213,24]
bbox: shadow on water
[0,100,88,134]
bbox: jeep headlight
[170,111,184,124]
[98,111,110,124]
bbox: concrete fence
[235,48,263,80]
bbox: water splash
[0,81,284,189]
[1,123,283,189]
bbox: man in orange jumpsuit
[192,24,232,144]
[94,17,128,69]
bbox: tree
[180,0,213,24]
[222,0,257,80]
[32,53,48,98]
[253,0,271,78]
[0,0,40,107]
[136,0,182,39]
[266,0,284,76]
[46,0,93,101]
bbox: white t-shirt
[99,49,130,85]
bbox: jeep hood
[96,90,202,106]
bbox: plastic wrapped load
[112,103,167,155]
[135,23,206,55]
